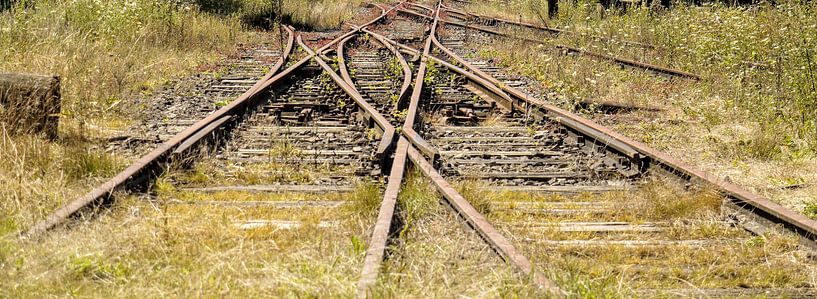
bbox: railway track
[23,1,817,297]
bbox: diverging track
[22,1,817,297]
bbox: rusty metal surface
[431,36,642,159]
[403,12,438,131]
[441,4,658,51]
[441,4,561,34]
[171,115,232,155]
[23,2,817,296]
[357,139,408,297]
[356,2,434,294]
[337,35,357,87]
[301,36,396,159]
[360,3,566,294]
[406,145,566,297]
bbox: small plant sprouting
[214,99,230,107]
[526,125,536,137]
[392,109,408,120]
[804,202,817,220]
[390,93,400,108]
[387,57,402,79]
[424,59,439,86]
[366,128,378,140]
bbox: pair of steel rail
[21,1,817,298]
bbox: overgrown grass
[0,182,381,296]
[468,0,817,157]
[0,0,266,238]
[0,126,123,235]
[223,0,362,30]
[480,179,817,295]
[0,0,253,123]
[463,0,817,214]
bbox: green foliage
[349,235,366,256]
[454,181,492,215]
[397,172,438,239]
[391,109,408,121]
[236,0,357,30]
[804,202,817,220]
[386,57,402,79]
[214,99,230,107]
[60,146,120,181]
[69,255,131,282]
[348,182,382,215]
[641,179,722,219]
[423,60,439,86]
[0,0,247,122]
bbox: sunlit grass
[476,178,817,294]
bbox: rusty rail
[300,36,396,159]
[440,4,658,50]
[23,26,296,237]
[398,8,699,80]
[22,2,817,297]
[406,146,565,296]
[356,3,565,296]
[356,1,442,295]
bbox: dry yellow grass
[477,179,817,296]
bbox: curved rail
[357,3,566,296]
[22,2,817,297]
[356,1,442,294]
[298,35,397,160]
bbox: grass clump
[638,179,722,219]
[68,254,131,283]
[462,0,817,212]
[0,0,259,234]
[1,177,383,296]
[232,0,361,30]
[1,0,251,123]
[0,126,123,234]
[804,201,817,220]
[454,180,493,215]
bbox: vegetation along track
[20,1,817,297]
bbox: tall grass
[0,125,123,236]
[0,0,261,236]
[0,0,249,122]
